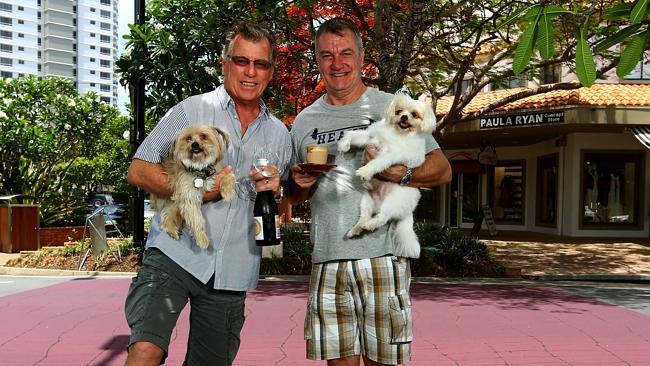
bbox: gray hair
[222,21,276,64]
[315,18,363,52]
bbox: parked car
[144,199,155,219]
[102,203,127,228]
[88,192,115,209]
[86,193,128,231]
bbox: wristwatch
[399,168,413,186]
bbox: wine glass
[236,148,281,200]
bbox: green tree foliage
[118,1,628,133]
[65,113,132,194]
[502,5,572,75]
[117,0,293,122]
[504,0,650,86]
[0,76,124,226]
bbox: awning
[632,126,650,150]
[451,160,481,174]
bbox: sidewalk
[478,231,650,281]
[0,252,20,266]
[1,277,649,365]
[2,233,650,365]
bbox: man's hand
[291,164,323,189]
[249,164,281,193]
[204,165,234,202]
[363,145,408,183]
[284,164,323,205]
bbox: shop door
[448,172,480,228]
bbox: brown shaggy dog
[151,125,236,248]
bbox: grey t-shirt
[290,88,439,263]
[134,85,292,291]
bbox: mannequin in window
[498,175,513,208]
[608,172,622,217]
[585,163,598,208]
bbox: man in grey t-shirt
[124,22,291,366]
[287,18,451,366]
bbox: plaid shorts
[304,256,413,365]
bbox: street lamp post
[129,0,147,247]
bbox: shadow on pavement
[92,335,130,365]
[250,281,309,299]
[410,283,607,312]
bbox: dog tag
[193,178,204,188]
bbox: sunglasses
[227,55,273,71]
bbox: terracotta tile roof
[475,41,508,56]
[436,83,650,117]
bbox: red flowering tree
[268,1,376,126]
[118,0,622,131]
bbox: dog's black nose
[191,141,201,152]
[400,114,409,122]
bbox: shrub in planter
[281,223,312,261]
[260,223,313,275]
[414,222,499,272]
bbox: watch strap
[399,168,412,186]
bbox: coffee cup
[306,145,328,164]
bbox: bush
[259,223,313,276]
[45,237,143,258]
[415,221,495,270]
[281,223,312,262]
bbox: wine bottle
[253,190,281,246]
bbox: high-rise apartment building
[0,0,118,105]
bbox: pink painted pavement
[0,279,649,365]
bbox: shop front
[430,84,650,238]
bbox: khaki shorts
[304,256,413,365]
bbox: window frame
[0,56,12,66]
[579,149,645,230]
[535,153,559,227]
[488,160,526,225]
[414,186,441,223]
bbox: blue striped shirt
[134,85,292,291]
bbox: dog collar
[191,167,216,189]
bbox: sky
[116,0,134,115]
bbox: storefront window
[461,173,480,223]
[490,161,525,224]
[536,154,558,227]
[415,187,441,222]
[581,151,643,227]
[447,170,480,227]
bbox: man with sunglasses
[124,21,291,366]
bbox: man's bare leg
[326,355,392,366]
[124,341,164,366]
[363,355,391,366]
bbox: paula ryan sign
[479,111,564,129]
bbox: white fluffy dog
[151,125,236,249]
[337,94,436,258]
